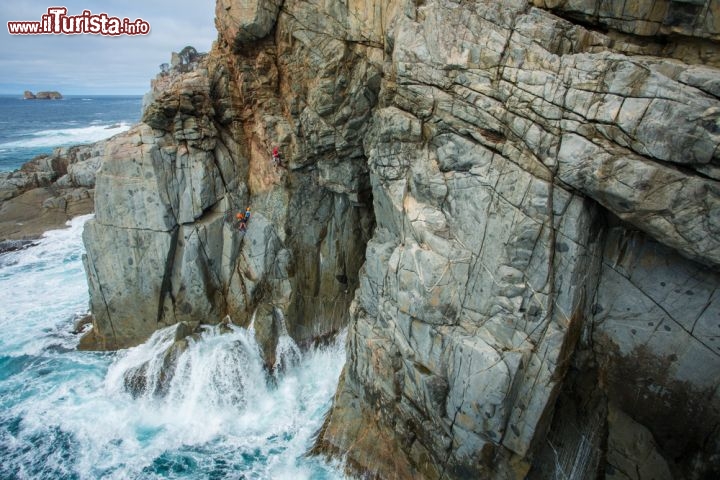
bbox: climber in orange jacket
[237,206,251,231]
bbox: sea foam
[0,123,131,150]
[0,215,347,479]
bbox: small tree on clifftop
[178,46,199,65]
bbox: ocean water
[0,215,347,479]
[0,95,141,172]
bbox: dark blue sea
[0,95,142,172]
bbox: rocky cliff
[80,17,376,352]
[82,0,720,478]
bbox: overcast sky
[1,1,217,95]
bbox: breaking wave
[0,215,347,479]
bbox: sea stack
[23,90,63,100]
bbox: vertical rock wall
[81,2,379,351]
[311,1,720,478]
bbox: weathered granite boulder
[143,49,207,116]
[0,141,107,241]
[81,0,720,478]
[215,0,283,49]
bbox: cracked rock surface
[82,0,720,478]
[80,9,376,354]
[312,1,720,478]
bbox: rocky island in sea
[2,1,718,479]
[23,90,63,100]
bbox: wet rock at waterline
[0,239,37,254]
[123,322,196,398]
[119,317,303,400]
[252,305,301,373]
[115,322,286,408]
[252,304,280,370]
[81,0,720,478]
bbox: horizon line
[0,92,145,96]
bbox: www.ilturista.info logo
[7,7,150,35]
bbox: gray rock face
[81,0,720,478]
[592,225,720,474]
[532,0,720,40]
[81,25,375,352]
[312,1,720,478]
[82,65,245,349]
[606,402,674,480]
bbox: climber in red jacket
[272,146,281,168]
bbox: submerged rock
[122,322,196,398]
[0,239,37,254]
